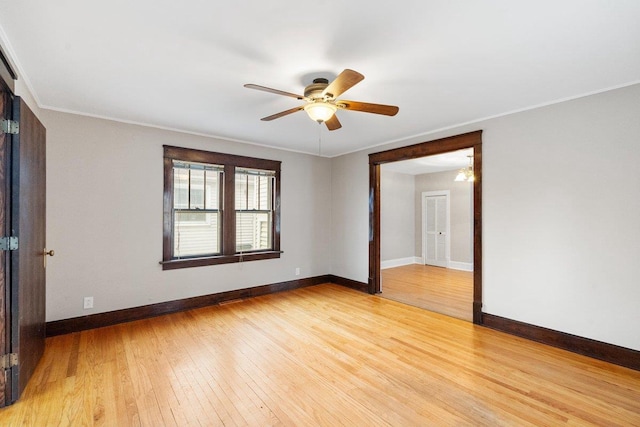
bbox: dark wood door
[9,97,46,403]
[0,69,12,408]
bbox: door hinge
[1,119,19,135]
[1,353,18,370]
[0,236,18,251]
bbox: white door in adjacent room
[423,191,449,268]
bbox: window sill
[160,251,282,270]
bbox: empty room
[0,1,639,425]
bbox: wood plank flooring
[1,283,639,426]
[382,264,473,321]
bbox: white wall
[41,110,332,322]
[331,84,640,351]
[380,170,415,263]
[331,151,370,282]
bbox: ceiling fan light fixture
[245,69,398,131]
[304,101,337,123]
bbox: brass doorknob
[44,248,55,268]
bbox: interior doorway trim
[368,130,483,324]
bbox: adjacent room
[0,1,639,425]
[380,149,475,321]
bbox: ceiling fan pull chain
[318,122,322,157]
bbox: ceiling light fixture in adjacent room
[455,155,475,182]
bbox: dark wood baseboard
[327,275,369,293]
[46,275,330,337]
[482,313,640,372]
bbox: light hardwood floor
[382,264,473,321]
[1,284,639,426]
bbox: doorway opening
[368,131,483,324]
[378,150,473,321]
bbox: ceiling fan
[244,69,399,131]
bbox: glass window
[172,161,222,258]
[162,146,281,270]
[235,169,275,252]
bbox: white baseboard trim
[381,258,472,271]
[448,261,474,272]
[381,257,419,270]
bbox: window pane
[236,171,274,211]
[174,163,221,211]
[235,173,248,210]
[236,212,272,252]
[190,169,205,209]
[173,168,190,209]
[205,171,219,209]
[174,211,220,257]
[256,176,272,210]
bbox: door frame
[0,62,12,408]
[369,130,483,324]
[422,190,450,267]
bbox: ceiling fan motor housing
[304,78,330,100]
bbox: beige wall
[41,110,332,322]
[380,168,473,267]
[414,170,472,264]
[331,83,640,351]
[380,170,415,262]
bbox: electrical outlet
[83,296,94,309]
[295,267,300,276]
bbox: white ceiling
[382,148,473,175]
[0,1,639,157]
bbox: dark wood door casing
[0,47,16,94]
[0,71,12,408]
[368,131,483,324]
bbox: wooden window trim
[162,145,281,270]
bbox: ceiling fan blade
[244,84,305,100]
[322,69,364,99]
[337,100,399,116]
[260,106,304,121]
[325,114,342,131]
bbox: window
[235,168,275,253]
[173,161,222,257]
[162,146,281,270]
